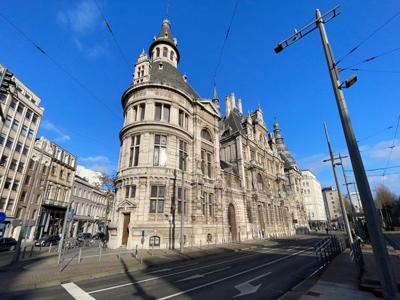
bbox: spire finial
[212,83,218,100]
[165,0,170,20]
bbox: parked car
[35,235,60,247]
[0,237,17,251]
[77,232,92,241]
[92,232,105,241]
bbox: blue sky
[1,0,399,194]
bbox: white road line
[157,248,312,300]
[61,282,95,300]
[87,243,315,295]
[88,253,255,294]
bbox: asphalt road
[385,232,400,250]
[3,236,324,300]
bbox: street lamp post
[323,124,353,244]
[274,6,399,299]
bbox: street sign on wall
[0,212,6,223]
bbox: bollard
[48,243,52,253]
[78,248,82,264]
[99,245,102,262]
[39,244,42,254]
[135,244,138,258]
[22,246,26,259]
[30,245,34,257]
[118,247,121,261]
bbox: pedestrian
[325,226,329,235]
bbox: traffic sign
[0,212,6,223]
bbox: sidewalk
[0,238,286,292]
[298,249,379,300]
[286,242,400,300]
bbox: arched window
[149,235,160,247]
[163,47,168,57]
[257,174,263,191]
[170,51,174,61]
[201,129,212,142]
[156,47,160,57]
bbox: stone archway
[228,203,237,242]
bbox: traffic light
[0,68,14,95]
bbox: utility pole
[274,6,399,299]
[323,124,353,244]
[338,154,357,219]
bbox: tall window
[179,109,188,129]
[125,185,136,198]
[201,150,212,177]
[177,187,187,214]
[208,194,214,218]
[153,135,167,166]
[179,140,187,171]
[139,103,145,121]
[156,47,160,57]
[129,135,141,167]
[163,47,168,57]
[155,103,170,122]
[150,186,165,213]
[170,51,174,61]
[256,174,263,191]
[202,192,207,215]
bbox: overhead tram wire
[335,9,400,66]
[93,0,131,70]
[211,0,239,89]
[357,125,394,143]
[383,114,400,179]
[0,13,121,120]
[349,68,400,74]
[339,46,400,72]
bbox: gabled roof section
[220,108,245,139]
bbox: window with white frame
[150,185,165,213]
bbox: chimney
[237,98,243,114]
[230,92,236,110]
[225,96,232,116]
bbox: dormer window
[163,47,168,57]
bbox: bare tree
[375,184,397,209]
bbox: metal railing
[314,235,344,266]
[350,238,364,274]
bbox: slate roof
[149,19,180,62]
[148,61,199,99]
[220,108,245,139]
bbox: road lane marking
[156,247,312,300]
[234,272,272,298]
[87,241,317,295]
[88,253,254,294]
[62,282,95,300]
[177,266,231,282]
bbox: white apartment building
[301,170,327,226]
[69,175,110,237]
[321,187,342,223]
[0,64,44,238]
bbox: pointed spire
[273,118,283,143]
[149,19,180,64]
[212,84,218,101]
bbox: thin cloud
[79,155,116,175]
[57,0,100,35]
[41,120,71,143]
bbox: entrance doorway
[121,213,130,246]
[228,203,237,241]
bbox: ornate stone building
[108,19,307,249]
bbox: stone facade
[0,64,44,238]
[69,175,110,237]
[108,19,308,249]
[35,138,77,239]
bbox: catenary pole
[338,154,357,219]
[274,7,398,298]
[316,9,398,299]
[323,123,353,244]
